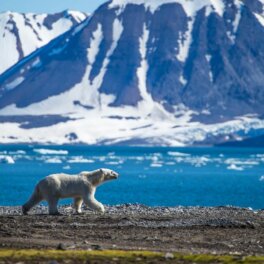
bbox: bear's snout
[111,172,119,179]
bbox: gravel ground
[0,204,264,255]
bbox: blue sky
[0,0,107,14]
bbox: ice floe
[259,175,264,182]
[227,164,244,171]
[168,151,190,157]
[44,158,63,163]
[67,157,95,163]
[33,149,68,155]
[0,155,15,164]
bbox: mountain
[0,10,88,74]
[0,0,264,146]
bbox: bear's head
[100,168,119,181]
[83,168,119,186]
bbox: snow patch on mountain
[0,13,20,74]
[31,57,42,68]
[67,10,87,22]
[254,12,264,26]
[232,0,243,32]
[109,0,225,16]
[92,18,124,108]
[85,23,104,106]
[0,11,88,74]
[88,25,102,65]
[226,0,243,43]
[179,75,187,85]
[137,23,151,104]
[177,18,194,62]
[5,77,24,91]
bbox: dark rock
[57,243,67,250]
[91,244,102,250]
[49,261,59,264]
[0,115,74,129]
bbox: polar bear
[22,168,119,215]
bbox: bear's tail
[22,184,43,215]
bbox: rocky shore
[0,204,264,255]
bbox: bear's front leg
[83,196,105,214]
[74,197,83,214]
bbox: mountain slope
[0,10,88,74]
[0,0,264,145]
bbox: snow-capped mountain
[0,0,264,146]
[0,10,88,74]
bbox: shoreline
[0,204,263,256]
[0,204,263,216]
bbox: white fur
[22,168,119,215]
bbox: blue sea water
[0,145,264,209]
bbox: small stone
[57,243,67,250]
[91,244,101,250]
[164,252,174,260]
[49,261,59,264]
[246,221,257,229]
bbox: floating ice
[227,164,244,171]
[9,150,26,155]
[165,161,176,165]
[67,157,95,163]
[0,155,15,164]
[33,149,68,155]
[168,151,190,157]
[150,163,163,167]
[189,156,210,167]
[225,158,259,167]
[44,158,62,163]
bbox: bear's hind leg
[74,197,83,214]
[47,198,60,215]
[22,187,43,215]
